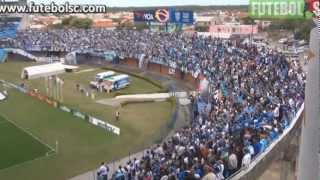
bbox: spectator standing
[97,162,109,180]
[115,111,120,121]
[227,151,238,175]
[241,149,251,168]
[202,165,218,180]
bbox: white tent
[21,63,78,79]
[0,92,5,101]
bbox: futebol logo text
[250,0,307,18]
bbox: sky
[29,0,249,7]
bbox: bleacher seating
[0,22,19,39]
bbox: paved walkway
[96,92,190,107]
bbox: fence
[153,89,179,143]
[119,58,200,88]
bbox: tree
[195,25,209,32]
[265,19,313,41]
[242,16,255,25]
[61,16,72,26]
[134,23,149,31]
[57,16,93,29]
[70,18,92,29]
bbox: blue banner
[170,10,194,24]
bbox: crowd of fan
[6,29,305,180]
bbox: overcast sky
[29,0,248,6]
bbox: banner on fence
[168,61,176,75]
[90,117,120,135]
[59,105,71,113]
[73,111,86,119]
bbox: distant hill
[107,5,248,12]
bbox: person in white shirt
[97,162,108,180]
[228,152,238,174]
[241,149,251,168]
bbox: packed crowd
[6,29,305,180]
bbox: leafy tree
[61,16,72,26]
[242,16,255,25]
[70,17,92,29]
[57,16,92,29]
[266,19,313,41]
[195,25,209,32]
[134,23,149,31]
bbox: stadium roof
[21,63,78,79]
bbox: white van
[103,74,130,91]
[90,71,115,88]
[95,71,115,81]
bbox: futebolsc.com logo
[249,0,311,19]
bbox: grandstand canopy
[21,63,78,79]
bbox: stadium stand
[0,22,19,39]
[5,29,305,180]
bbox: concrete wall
[122,58,199,88]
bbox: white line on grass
[0,149,56,173]
[0,114,58,172]
[0,114,56,152]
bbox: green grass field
[0,116,51,170]
[0,61,174,180]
